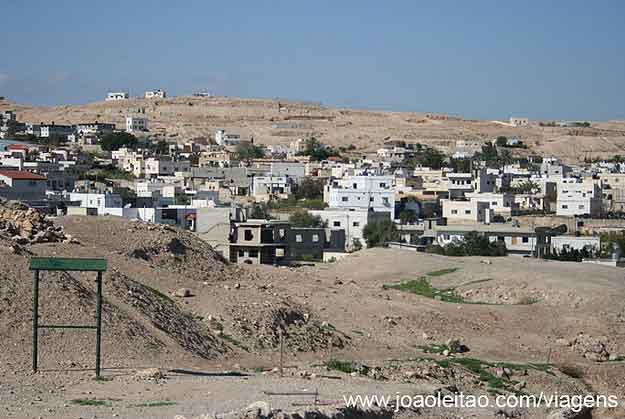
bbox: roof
[0,170,47,180]
[434,224,535,234]
[7,144,29,150]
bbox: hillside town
[1,95,624,269]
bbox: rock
[446,338,469,353]
[547,407,591,419]
[134,368,165,380]
[246,401,271,417]
[404,370,420,379]
[173,288,192,298]
[555,338,571,346]
[481,259,492,265]
[442,349,450,357]
[608,354,620,361]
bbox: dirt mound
[228,302,350,352]
[108,270,227,359]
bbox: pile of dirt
[228,301,350,352]
[108,270,227,359]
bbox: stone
[173,288,192,298]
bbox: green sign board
[29,257,108,272]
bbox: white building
[145,90,166,99]
[466,192,517,217]
[556,178,602,217]
[551,235,600,254]
[126,116,148,133]
[215,129,241,146]
[68,192,123,214]
[309,208,389,250]
[441,199,492,224]
[106,92,129,101]
[325,175,394,217]
[509,117,529,127]
[434,224,540,256]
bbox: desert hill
[2,96,625,163]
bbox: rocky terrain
[2,96,625,163]
[1,206,625,418]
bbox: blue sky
[2,0,624,120]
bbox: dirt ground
[2,215,625,418]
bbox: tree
[495,136,508,147]
[498,149,514,166]
[399,209,417,224]
[249,204,270,219]
[100,132,138,151]
[295,178,324,200]
[236,142,265,161]
[289,209,325,228]
[362,220,399,247]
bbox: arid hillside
[2,96,625,162]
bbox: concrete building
[510,117,529,127]
[433,224,545,256]
[215,129,241,146]
[551,235,600,254]
[325,175,395,217]
[466,192,518,217]
[600,173,625,213]
[556,179,602,217]
[0,169,47,201]
[447,172,473,199]
[145,90,166,99]
[252,176,293,201]
[75,122,115,136]
[126,116,148,133]
[39,124,74,138]
[441,199,492,224]
[68,192,123,214]
[309,208,389,250]
[106,92,129,101]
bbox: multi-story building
[600,173,625,213]
[39,124,74,138]
[324,175,394,217]
[252,176,293,201]
[215,129,241,146]
[447,172,473,199]
[441,199,492,224]
[556,178,602,217]
[126,116,148,133]
[75,122,115,136]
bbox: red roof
[0,170,47,180]
[7,144,30,151]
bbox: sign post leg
[95,272,103,378]
[32,270,39,373]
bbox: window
[578,205,584,209]
[465,210,471,214]
[341,196,348,202]
[238,250,245,257]
[497,236,505,242]
[353,183,358,189]
[562,205,568,209]
[333,221,341,227]
[244,229,253,241]
[353,221,360,227]
[451,209,458,215]
[296,234,303,243]
[379,182,386,187]
[369,197,374,202]
[312,234,319,242]
[382,197,389,204]
[522,237,529,243]
[249,249,259,258]
[491,201,497,206]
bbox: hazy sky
[2,0,624,120]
